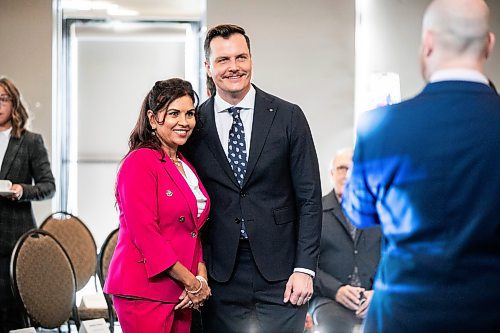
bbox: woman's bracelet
[196,275,207,285]
[186,278,203,294]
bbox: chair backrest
[96,228,119,333]
[97,228,119,288]
[40,212,97,291]
[10,229,78,329]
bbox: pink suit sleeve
[117,150,179,278]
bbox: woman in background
[0,77,55,332]
[104,78,211,332]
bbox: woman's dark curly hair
[127,78,198,157]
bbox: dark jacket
[0,130,55,256]
[184,85,322,282]
[343,81,500,332]
[313,191,380,307]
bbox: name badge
[79,318,110,333]
[9,328,37,333]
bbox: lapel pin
[166,190,173,197]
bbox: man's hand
[283,272,313,306]
[355,290,373,318]
[335,285,365,311]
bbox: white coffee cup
[0,180,12,191]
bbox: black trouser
[0,255,25,333]
[201,240,307,333]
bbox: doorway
[58,19,202,247]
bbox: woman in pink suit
[104,78,211,332]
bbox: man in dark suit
[342,0,500,332]
[184,24,322,332]
[310,148,380,333]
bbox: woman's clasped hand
[176,275,211,310]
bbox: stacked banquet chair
[97,228,120,332]
[40,211,113,330]
[10,229,80,331]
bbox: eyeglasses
[0,95,12,105]
[336,165,350,173]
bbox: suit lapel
[243,87,277,187]
[197,87,277,189]
[329,192,356,240]
[354,229,362,246]
[198,99,240,188]
[0,135,23,179]
[157,151,199,225]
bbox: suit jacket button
[191,231,197,238]
[240,192,246,198]
[179,216,185,223]
[234,218,240,224]
[354,250,358,255]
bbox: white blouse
[0,127,12,166]
[180,160,207,218]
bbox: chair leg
[104,294,115,333]
[72,305,81,331]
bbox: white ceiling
[62,0,205,20]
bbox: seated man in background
[309,148,381,333]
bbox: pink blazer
[104,148,210,303]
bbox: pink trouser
[113,296,192,333]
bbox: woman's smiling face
[148,94,196,154]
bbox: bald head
[330,147,353,199]
[420,0,495,80]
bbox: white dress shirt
[0,127,12,169]
[213,86,255,158]
[430,68,489,85]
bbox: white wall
[0,0,54,223]
[359,0,500,102]
[75,27,187,162]
[485,0,500,82]
[207,0,356,194]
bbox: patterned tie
[227,106,248,238]
[227,107,247,185]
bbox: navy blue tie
[227,106,248,238]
